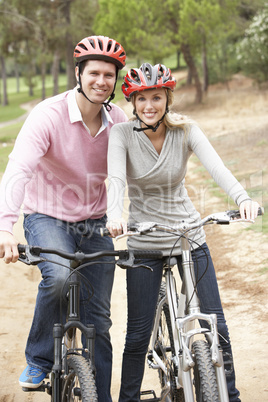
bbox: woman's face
[134,88,167,127]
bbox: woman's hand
[106,218,128,238]
[0,231,19,264]
[239,200,260,221]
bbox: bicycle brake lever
[115,232,140,241]
[230,218,255,223]
[116,250,153,271]
[117,260,153,271]
[18,245,46,265]
[115,225,156,241]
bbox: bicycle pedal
[140,389,160,401]
[22,382,46,392]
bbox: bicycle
[102,207,263,402]
[17,244,163,401]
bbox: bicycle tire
[61,354,97,402]
[192,340,219,402]
[155,282,184,402]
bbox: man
[0,35,127,401]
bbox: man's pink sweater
[0,89,127,234]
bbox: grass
[0,144,14,172]
[1,73,68,123]
[0,122,23,143]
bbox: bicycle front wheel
[192,340,219,402]
[155,282,184,402]
[61,355,97,402]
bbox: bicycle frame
[51,265,96,401]
[148,234,229,402]
[18,245,163,400]
[107,208,263,401]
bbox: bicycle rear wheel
[61,354,97,402]
[155,282,184,402]
[192,340,219,402]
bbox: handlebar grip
[258,206,264,216]
[228,206,264,219]
[132,250,163,259]
[18,244,26,252]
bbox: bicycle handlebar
[17,244,163,269]
[101,207,264,238]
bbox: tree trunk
[52,50,60,96]
[15,60,20,93]
[176,50,181,70]
[62,0,76,90]
[187,68,192,85]
[41,60,46,100]
[202,37,209,92]
[181,43,202,103]
[0,55,8,106]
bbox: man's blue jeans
[23,213,114,402]
[119,243,241,402]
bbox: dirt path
[0,75,267,401]
[0,100,40,129]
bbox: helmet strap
[133,104,169,133]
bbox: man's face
[76,60,117,103]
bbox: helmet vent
[114,43,119,52]
[98,39,103,50]
[88,39,95,49]
[78,43,87,51]
[144,67,151,81]
[158,65,164,78]
[130,70,140,83]
[107,40,113,52]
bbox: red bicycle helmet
[74,35,126,70]
[122,63,176,100]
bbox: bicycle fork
[50,268,96,401]
[176,237,229,402]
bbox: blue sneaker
[19,365,47,389]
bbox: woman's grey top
[107,120,250,255]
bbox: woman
[107,63,259,402]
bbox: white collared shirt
[68,88,114,137]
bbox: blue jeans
[23,213,114,402]
[119,243,241,402]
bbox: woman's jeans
[23,213,114,402]
[119,243,241,402]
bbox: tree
[236,3,268,83]
[177,0,240,92]
[94,0,176,65]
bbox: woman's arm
[189,125,260,219]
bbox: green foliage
[236,4,268,83]
[1,0,267,104]
[94,0,176,62]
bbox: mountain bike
[17,245,163,401]
[103,208,263,402]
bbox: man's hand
[106,218,127,238]
[0,231,19,264]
